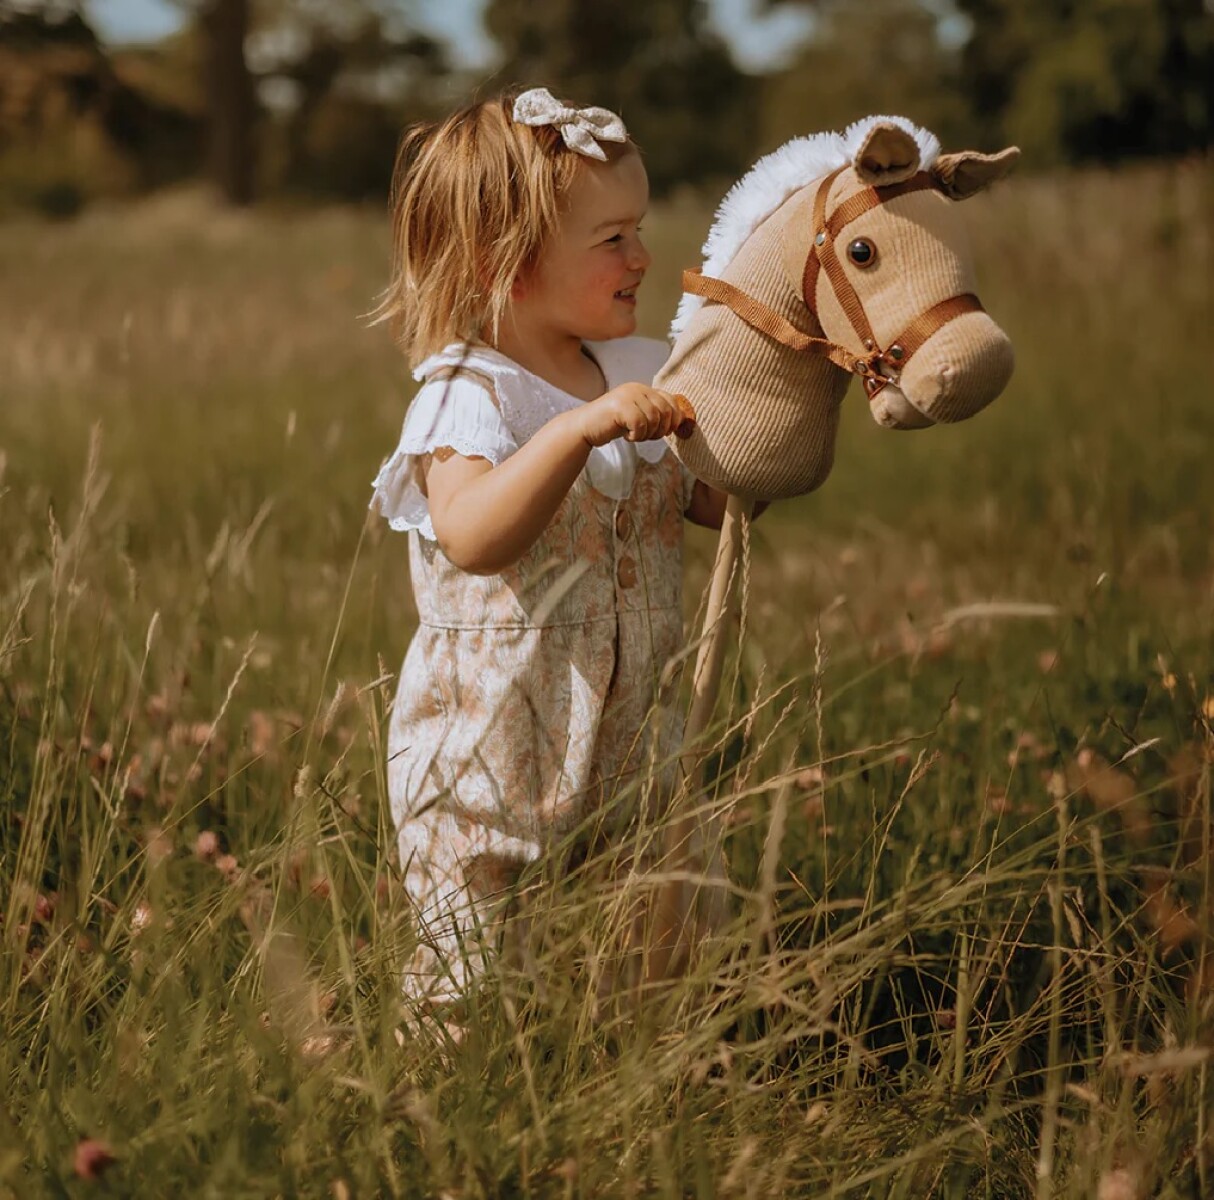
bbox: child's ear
[505,257,532,301]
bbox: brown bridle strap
[684,168,987,399]
[682,268,984,389]
[887,293,983,361]
[808,171,943,351]
[825,173,940,240]
[801,166,844,314]
[682,268,861,374]
[817,228,878,350]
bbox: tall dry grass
[1,159,1212,1197]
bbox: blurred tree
[254,2,445,198]
[954,0,1214,163]
[199,0,254,203]
[167,0,446,202]
[154,0,449,201]
[159,0,256,203]
[760,0,978,154]
[483,0,758,194]
[0,1,93,47]
[0,2,201,213]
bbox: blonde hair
[374,90,636,365]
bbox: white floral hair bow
[511,87,628,161]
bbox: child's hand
[576,384,696,449]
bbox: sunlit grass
[1,160,1212,1196]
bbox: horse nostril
[933,364,957,397]
[898,313,1014,424]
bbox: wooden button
[615,509,632,539]
[617,556,637,588]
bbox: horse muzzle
[892,310,1014,426]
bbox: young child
[371,87,727,1003]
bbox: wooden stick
[645,493,747,983]
[681,493,747,778]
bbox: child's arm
[424,383,690,574]
[685,482,768,530]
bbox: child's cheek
[591,262,624,298]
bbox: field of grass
[1,158,1212,1197]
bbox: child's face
[517,149,652,343]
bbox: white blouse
[371,338,687,540]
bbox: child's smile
[517,148,652,345]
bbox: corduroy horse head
[656,116,1019,501]
[643,119,1019,984]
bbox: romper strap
[424,364,502,412]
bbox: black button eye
[847,238,877,268]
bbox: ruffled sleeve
[370,376,517,539]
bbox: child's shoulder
[414,342,515,390]
[586,336,672,390]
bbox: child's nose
[629,236,652,272]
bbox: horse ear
[931,147,1020,199]
[854,123,921,186]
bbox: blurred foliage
[253,2,449,199]
[0,0,1211,215]
[0,3,201,215]
[760,0,980,156]
[762,0,1213,161]
[955,0,1214,164]
[484,0,758,194]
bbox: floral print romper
[371,338,695,999]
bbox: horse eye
[847,238,877,268]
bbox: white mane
[669,115,941,339]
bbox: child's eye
[603,227,641,245]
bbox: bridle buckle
[876,350,903,385]
[854,347,902,392]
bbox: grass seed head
[73,1139,116,1181]
[130,902,153,934]
[1097,1166,1142,1200]
[194,829,220,861]
[144,826,173,866]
